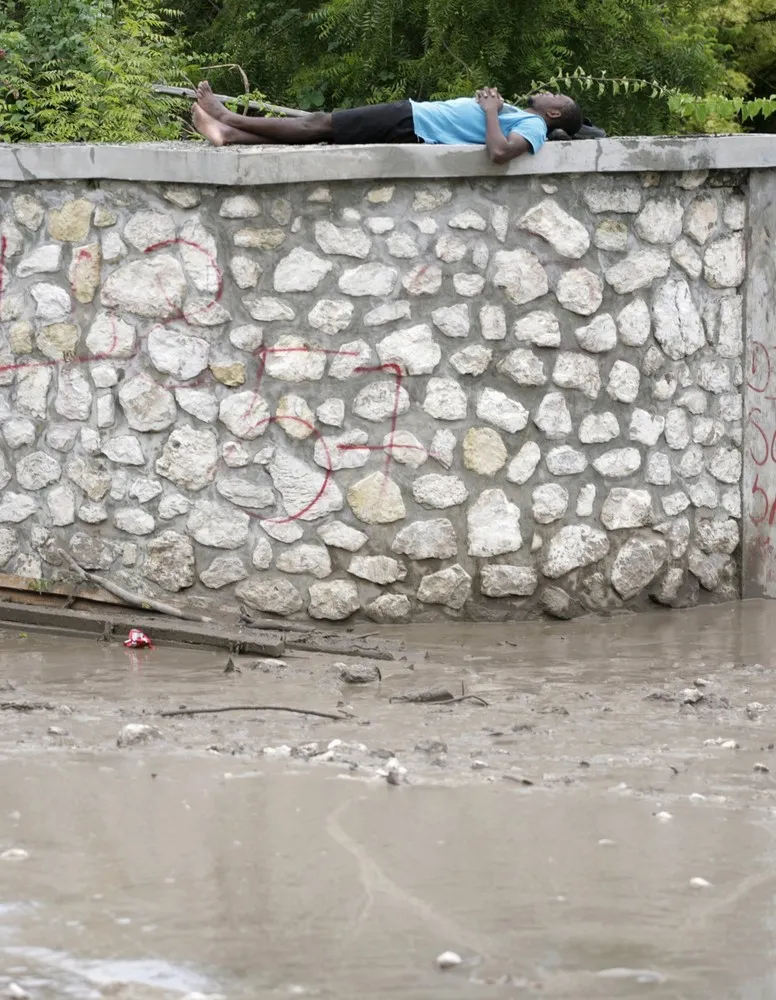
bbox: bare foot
[196,81,229,122]
[192,104,228,146]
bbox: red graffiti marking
[145,238,224,326]
[747,344,776,527]
[0,234,7,314]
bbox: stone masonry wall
[0,169,745,622]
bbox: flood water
[2,600,776,998]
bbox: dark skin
[192,80,573,161]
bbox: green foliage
[0,0,195,142]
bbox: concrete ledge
[2,134,776,186]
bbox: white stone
[215,476,273,510]
[367,217,394,234]
[692,417,724,446]
[476,388,529,433]
[314,429,369,471]
[276,544,332,579]
[17,244,61,277]
[412,188,452,212]
[377,324,441,374]
[592,447,641,479]
[715,296,743,359]
[124,210,174,251]
[704,233,745,288]
[412,474,468,509]
[414,216,438,235]
[128,478,163,503]
[348,555,406,585]
[479,304,507,340]
[317,398,345,427]
[264,336,327,382]
[353,381,410,422]
[513,311,560,348]
[363,301,411,326]
[230,255,262,289]
[102,255,186,318]
[611,536,668,599]
[17,368,52,421]
[506,441,541,484]
[268,447,343,521]
[16,452,60,491]
[498,349,547,386]
[616,298,650,347]
[423,378,467,420]
[245,297,295,322]
[634,198,683,243]
[220,194,260,218]
[605,250,670,294]
[688,476,718,508]
[431,304,470,339]
[198,555,247,589]
[675,170,708,190]
[546,445,587,475]
[55,368,92,421]
[339,263,398,297]
[317,521,368,552]
[491,204,509,241]
[517,199,590,258]
[661,492,690,517]
[578,412,619,444]
[383,430,428,467]
[696,517,739,554]
[307,299,354,335]
[450,344,491,376]
[392,518,457,560]
[114,507,154,535]
[555,268,603,316]
[430,428,456,469]
[646,452,672,485]
[583,182,641,214]
[696,359,732,394]
[308,581,361,621]
[575,314,616,353]
[101,232,126,263]
[708,447,741,483]
[449,209,487,230]
[463,428,505,480]
[80,427,100,455]
[96,392,115,429]
[652,279,705,360]
[13,193,44,231]
[492,249,548,305]
[274,394,315,441]
[347,472,404,524]
[467,489,522,557]
[435,235,467,263]
[664,408,691,449]
[178,218,219,294]
[118,375,176,432]
[274,248,332,292]
[678,444,704,477]
[629,409,665,446]
[314,221,370,259]
[534,392,572,439]
[551,352,601,399]
[66,457,112,500]
[86,312,136,359]
[387,233,420,258]
[47,484,76,526]
[175,388,218,424]
[153,426,218,492]
[31,283,70,322]
[532,483,569,524]
[594,220,628,252]
[684,196,718,244]
[236,578,303,615]
[367,186,394,204]
[90,363,118,388]
[671,238,702,278]
[607,361,640,403]
[187,500,250,548]
[3,418,35,449]
[147,326,209,381]
[403,263,443,295]
[480,565,538,597]
[158,493,191,520]
[576,483,596,517]
[218,392,270,440]
[0,494,37,523]
[417,564,472,610]
[251,537,273,569]
[542,525,609,578]
[601,488,653,529]
[328,339,372,380]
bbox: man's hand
[476,87,504,113]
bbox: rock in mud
[336,662,381,684]
[682,688,704,705]
[117,723,164,748]
[391,686,453,703]
[436,951,463,969]
[415,739,448,754]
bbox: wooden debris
[160,704,352,721]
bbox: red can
[124,629,154,649]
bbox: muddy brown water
[2,600,776,998]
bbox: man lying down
[192,81,584,163]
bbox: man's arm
[476,88,530,164]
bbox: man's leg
[192,105,275,146]
[196,81,333,143]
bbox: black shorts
[330,100,422,145]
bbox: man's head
[526,93,583,136]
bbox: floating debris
[655,811,673,823]
[690,877,713,888]
[117,723,163,748]
[0,848,29,861]
[336,662,381,684]
[436,951,463,969]
[754,762,770,773]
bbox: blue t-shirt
[410,98,547,152]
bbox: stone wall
[0,153,749,623]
